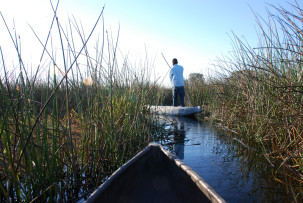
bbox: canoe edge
[158,143,226,203]
[86,143,226,203]
[149,105,202,116]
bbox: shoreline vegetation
[188,2,302,200]
[0,5,164,202]
[0,1,302,202]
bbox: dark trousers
[173,86,185,107]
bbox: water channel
[154,115,289,202]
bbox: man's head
[172,58,178,65]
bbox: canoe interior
[87,144,225,203]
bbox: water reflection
[172,120,185,159]
[155,115,289,202]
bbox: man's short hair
[172,58,178,64]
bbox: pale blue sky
[0,0,300,85]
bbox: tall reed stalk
[0,4,162,202]
[203,1,302,200]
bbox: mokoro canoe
[150,105,202,116]
[86,143,226,203]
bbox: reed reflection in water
[157,116,289,202]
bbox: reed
[198,1,303,200]
[0,5,162,202]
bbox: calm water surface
[156,116,288,202]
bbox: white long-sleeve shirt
[170,64,184,86]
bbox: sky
[0,0,301,86]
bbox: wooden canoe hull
[150,105,202,116]
[86,143,225,203]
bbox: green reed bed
[198,2,303,200]
[184,73,211,107]
[0,6,162,202]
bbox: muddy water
[155,116,288,202]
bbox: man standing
[170,58,185,107]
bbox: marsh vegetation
[0,5,165,202]
[0,1,302,202]
[185,2,303,201]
